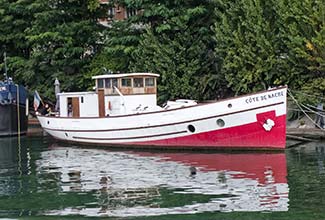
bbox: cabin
[58,73,160,117]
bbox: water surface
[0,136,325,219]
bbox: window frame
[105,78,112,88]
[121,78,132,87]
[145,78,155,87]
[133,78,144,88]
[97,79,104,88]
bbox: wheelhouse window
[133,78,144,88]
[112,79,118,87]
[145,78,155,87]
[105,78,111,88]
[107,7,115,18]
[97,79,104,88]
[125,8,137,19]
[121,78,132,87]
[112,78,118,92]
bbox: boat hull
[37,87,287,150]
[0,104,28,137]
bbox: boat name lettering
[245,91,284,104]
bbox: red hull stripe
[67,113,286,149]
[42,101,284,133]
[126,114,286,149]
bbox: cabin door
[68,97,80,118]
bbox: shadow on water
[1,137,325,219]
[0,137,27,196]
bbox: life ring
[263,118,275,131]
[0,99,8,105]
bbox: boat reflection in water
[39,144,289,217]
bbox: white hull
[38,87,287,149]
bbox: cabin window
[121,78,132,87]
[105,78,111,88]
[187,125,196,133]
[133,78,144,88]
[145,78,155,87]
[217,119,225,127]
[81,96,84,103]
[112,79,118,88]
[98,79,104,88]
[112,78,118,92]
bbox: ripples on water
[0,136,294,218]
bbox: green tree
[215,0,325,99]
[24,0,106,98]
[129,0,220,102]
[0,0,34,84]
[277,0,325,103]
[87,18,142,78]
[214,0,297,95]
[1,0,106,99]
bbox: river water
[1,136,325,219]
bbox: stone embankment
[287,115,325,148]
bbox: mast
[3,52,8,82]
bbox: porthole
[228,103,232,108]
[187,125,196,133]
[216,119,225,127]
[65,133,69,137]
[47,121,50,124]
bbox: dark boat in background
[0,53,28,137]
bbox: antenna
[3,52,8,81]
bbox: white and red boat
[37,73,287,150]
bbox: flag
[33,90,42,111]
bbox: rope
[287,88,324,130]
[287,108,320,113]
[306,103,325,114]
[16,84,21,143]
[300,103,325,117]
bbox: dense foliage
[214,0,324,104]
[0,0,324,103]
[129,0,222,102]
[0,0,105,99]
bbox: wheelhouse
[58,73,160,118]
[93,73,159,96]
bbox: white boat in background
[37,73,287,150]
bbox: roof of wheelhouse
[92,73,160,79]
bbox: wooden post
[98,89,105,117]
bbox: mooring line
[288,88,324,130]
